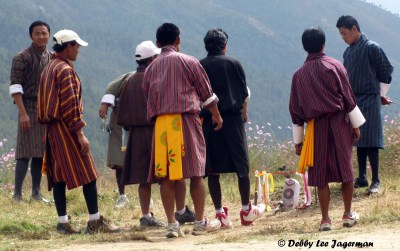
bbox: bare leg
[341,181,353,214]
[175,179,186,210]
[139,183,152,215]
[318,185,330,221]
[160,179,177,223]
[190,176,205,221]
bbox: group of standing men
[98,23,266,237]
[9,21,265,237]
[8,14,393,236]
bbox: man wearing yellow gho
[289,27,365,232]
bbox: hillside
[1,0,399,165]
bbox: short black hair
[301,27,325,53]
[204,28,228,53]
[156,23,180,47]
[52,39,77,52]
[336,15,361,32]
[29,20,50,37]
[136,57,152,66]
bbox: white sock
[176,207,186,215]
[142,213,152,219]
[89,212,100,221]
[216,208,225,214]
[195,219,206,225]
[168,222,179,227]
[242,204,250,212]
[59,215,69,223]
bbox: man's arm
[206,102,223,130]
[10,53,30,131]
[12,93,30,131]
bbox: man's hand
[99,103,109,119]
[381,96,393,105]
[19,113,31,131]
[212,113,223,130]
[77,129,90,155]
[295,143,303,156]
[352,128,360,146]
[242,103,248,123]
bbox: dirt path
[55,224,400,251]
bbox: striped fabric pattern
[343,34,393,148]
[143,46,216,181]
[38,54,98,190]
[106,111,125,167]
[102,72,134,168]
[289,53,357,187]
[10,44,52,158]
[143,46,216,121]
[118,68,154,184]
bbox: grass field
[0,116,399,250]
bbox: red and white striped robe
[38,54,98,190]
[289,52,357,187]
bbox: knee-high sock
[53,182,67,216]
[115,168,125,195]
[238,174,250,206]
[356,148,368,180]
[208,174,222,210]
[30,157,43,196]
[367,148,379,183]
[14,158,29,197]
[83,180,99,215]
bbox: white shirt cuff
[244,87,251,103]
[380,82,390,97]
[202,93,217,107]
[101,94,115,107]
[292,123,304,144]
[348,106,366,128]
[10,84,23,96]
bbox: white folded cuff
[348,106,366,128]
[292,123,304,144]
[202,93,217,107]
[101,94,115,106]
[244,87,251,103]
[380,82,390,97]
[10,84,23,96]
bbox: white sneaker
[216,207,233,229]
[240,203,265,225]
[342,212,359,227]
[192,219,221,235]
[115,194,128,208]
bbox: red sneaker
[240,203,265,226]
[216,207,233,229]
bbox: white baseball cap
[53,29,88,46]
[135,41,161,60]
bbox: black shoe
[354,178,369,188]
[139,213,167,228]
[368,182,380,194]
[13,194,23,202]
[175,205,196,225]
[57,222,80,235]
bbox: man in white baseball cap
[53,29,88,47]
[135,40,161,60]
[39,28,120,234]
